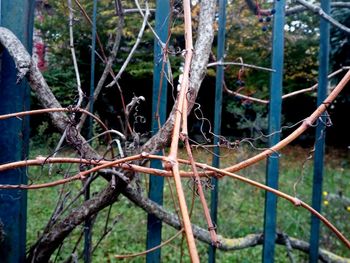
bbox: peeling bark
[141,0,216,154]
[24,0,217,260]
[27,61,99,159]
[0,27,31,82]
[0,26,99,159]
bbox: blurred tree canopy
[33,0,348,146]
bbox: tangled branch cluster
[0,0,350,262]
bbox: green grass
[26,146,350,262]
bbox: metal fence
[0,0,331,262]
[146,1,330,262]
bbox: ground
[27,145,350,262]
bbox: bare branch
[244,0,350,16]
[207,61,275,72]
[162,0,200,258]
[73,0,128,133]
[245,0,350,34]
[106,0,150,87]
[77,13,124,131]
[4,0,349,260]
[224,69,350,173]
[0,27,31,82]
[141,0,217,154]
[49,0,86,163]
[287,2,350,16]
[224,85,269,104]
[0,27,102,159]
[122,184,350,263]
[68,0,83,107]
[123,8,155,14]
[224,66,350,105]
[115,230,183,259]
[27,182,125,262]
[133,0,165,48]
[295,0,350,34]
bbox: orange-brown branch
[1,155,349,250]
[224,66,350,104]
[149,154,350,250]
[165,0,199,260]
[181,97,219,246]
[0,107,108,132]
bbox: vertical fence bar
[0,0,34,262]
[146,0,169,262]
[84,1,98,262]
[309,0,330,261]
[88,0,98,139]
[262,0,285,262]
[209,0,226,262]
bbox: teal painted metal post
[0,0,34,262]
[262,0,285,261]
[88,0,98,139]
[309,0,330,261]
[84,1,98,262]
[146,0,169,262]
[209,0,226,262]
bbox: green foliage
[223,1,318,96]
[224,2,272,95]
[27,147,350,261]
[330,8,350,71]
[30,121,61,151]
[220,1,320,137]
[226,99,268,138]
[42,55,77,106]
[283,37,318,93]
